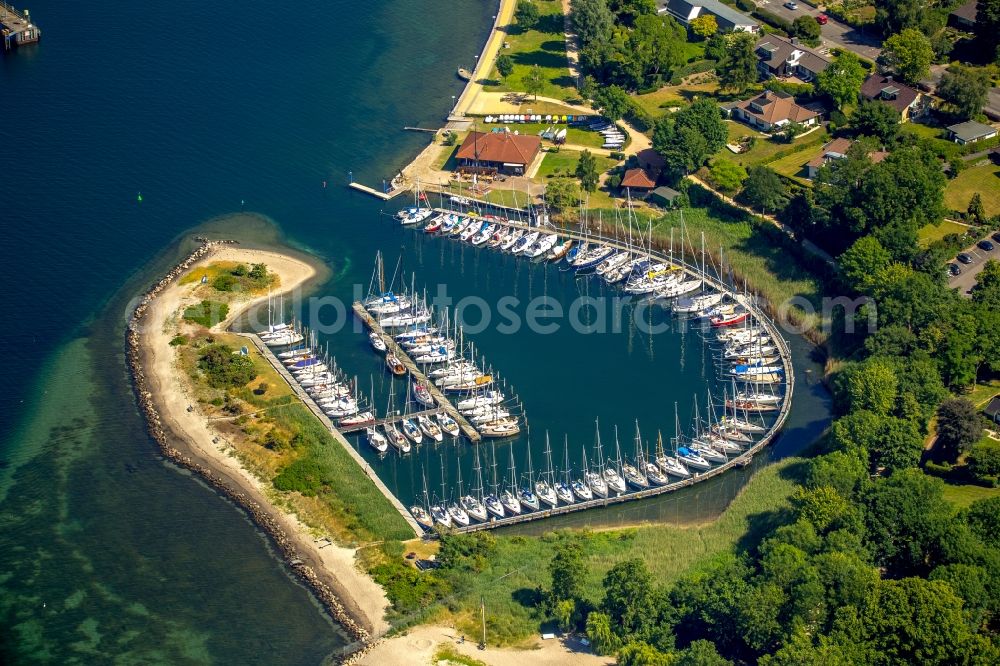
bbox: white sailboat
[535,433,559,508]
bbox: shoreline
[126,238,383,660]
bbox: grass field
[484,1,576,100]
[941,482,1000,509]
[718,126,830,169]
[433,457,804,645]
[766,144,821,185]
[472,121,614,149]
[631,81,721,117]
[534,150,618,180]
[968,379,1000,409]
[917,219,969,247]
[944,163,1000,216]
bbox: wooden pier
[348,181,409,201]
[1,3,39,51]
[351,301,482,443]
[239,333,423,537]
[411,209,796,534]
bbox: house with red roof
[454,131,542,175]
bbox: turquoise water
[0,0,830,662]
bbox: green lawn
[917,219,969,248]
[715,123,829,169]
[968,379,1000,409]
[534,150,618,180]
[439,457,804,645]
[944,163,1000,216]
[472,121,615,149]
[631,81,722,117]
[766,144,822,185]
[941,482,1000,509]
[484,1,575,100]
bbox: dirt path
[358,625,613,666]
[140,247,392,636]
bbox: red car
[816,14,829,24]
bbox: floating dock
[1,3,39,51]
[351,301,482,443]
[348,182,409,201]
[240,332,424,537]
[412,210,795,533]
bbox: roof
[950,0,977,22]
[755,34,830,74]
[734,90,820,124]
[621,168,657,189]
[662,0,758,29]
[806,138,853,168]
[636,148,665,173]
[985,395,1000,418]
[860,74,920,113]
[948,120,998,142]
[454,131,542,166]
[649,186,682,201]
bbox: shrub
[273,457,331,495]
[169,335,188,346]
[968,440,1000,483]
[753,9,792,33]
[182,300,230,328]
[198,344,257,388]
[213,273,237,291]
[232,264,249,277]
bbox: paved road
[947,238,1000,297]
[754,0,883,60]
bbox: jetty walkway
[241,332,424,536]
[417,210,795,534]
[351,301,482,443]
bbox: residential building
[984,395,1000,425]
[755,34,830,82]
[660,0,759,33]
[804,138,889,179]
[947,120,998,145]
[859,74,927,122]
[454,131,542,175]
[648,186,683,207]
[621,168,657,191]
[728,90,820,132]
[949,0,977,29]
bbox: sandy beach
[136,244,392,637]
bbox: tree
[875,0,924,36]
[198,344,257,388]
[515,0,540,30]
[968,440,1000,481]
[740,166,787,213]
[965,496,1000,548]
[791,16,821,45]
[704,31,726,61]
[816,51,866,110]
[709,159,747,193]
[545,177,582,211]
[592,84,632,121]
[676,639,732,666]
[496,53,514,80]
[843,357,898,415]
[522,65,545,100]
[848,101,900,144]
[718,31,758,93]
[808,451,868,498]
[967,192,986,224]
[576,150,600,192]
[935,397,983,457]
[690,14,717,39]
[628,14,686,88]
[936,65,990,121]
[839,236,892,294]
[585,611,620,656]
[571,0,615,47]
[549,541,586,603]
[617,641,674,666]
[554,598,577,633]
[601,559,656,635]
[977,0,1000,59]
[653,100,726,175]
[883,29,933,83]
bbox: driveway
[986,88,1000,122]
[947,239,1000,297]
[753,1,883,60]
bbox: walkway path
[452,0,518,118]
[560,0,580,84]
[684,174,837,268]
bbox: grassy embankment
[483,0,576,100]
[378,458,804,645]
[174,262,411,545]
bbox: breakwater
[124,238,372,660]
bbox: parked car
[957,253,974,264]
[816,13,828,24]
[978,239,995,251]
[949,263,962,276]
[784,1,798,8]
[992,232,1000,244]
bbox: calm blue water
[0,0,830,662]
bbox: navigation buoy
[322,180,327,189]
[137,192,143,202]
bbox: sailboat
[432,456,453,527]
[461,448,490,522]
[499,447,523,515]
[448,461,472,527]
[535,433,559,507]
[484,442,506,518]
[519,442,541,511]
[436,411,461,437]
[555,435,576,505]
[654,430,689,478]
[634,422,667,485]
[619,425,649,490]
[417,414,444,442]
[366,426,388,453]
[410,467,435,530]
[385,352,406,376]
[586,427,609,498]
[602,423,628,494]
